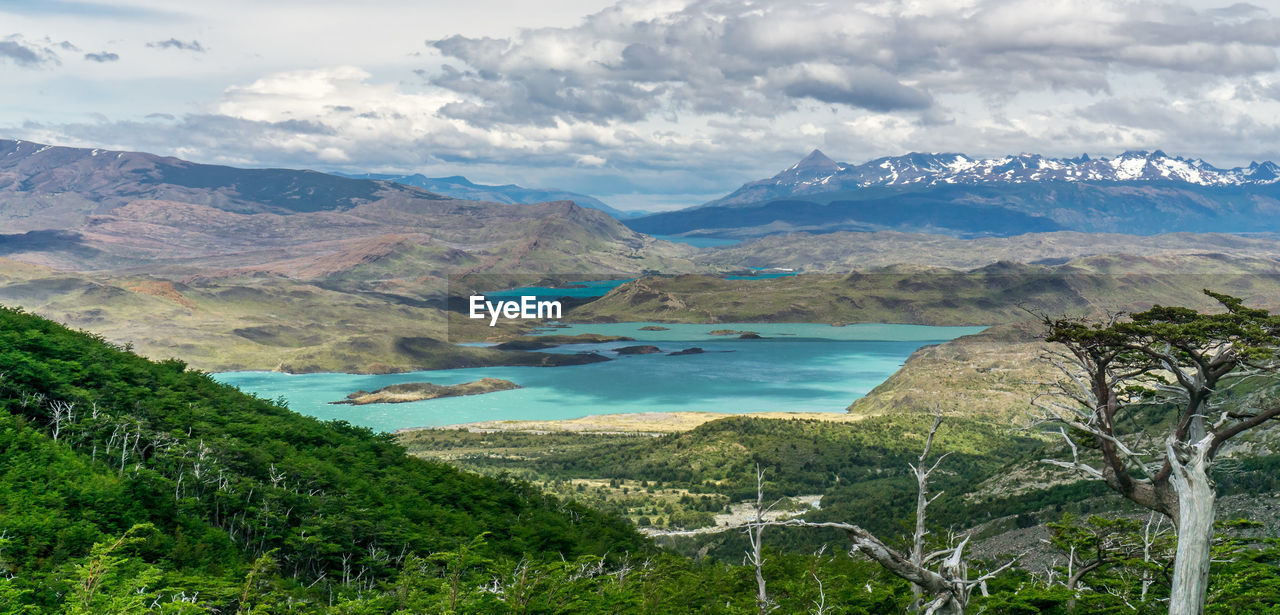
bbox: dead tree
[48,400,76,442]
[909,415,950,610]
[746,465,776,614]
[810,570,831,615]
[657,417,1015,614]
[792,415,1018,614]
[1036,292,1280,615]
[767,519,1015,615]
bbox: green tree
[64,524,163,615]
[1038,291,1280,615]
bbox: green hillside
[567,256,1280,326]
[0,305,642,612]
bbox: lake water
[650,234,741,248]
[483,270,797,301]
[212,323,985,433]
[486,278,634,299]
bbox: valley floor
[403,409,873,435]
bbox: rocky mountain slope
[341,172,640,218]
[568,255,1280,326]
[0,139,692,275]
[0,139,697,372]
[701,230,1280,272]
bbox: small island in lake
[332,377,520,405]
[708,329,758,336]
[668,347,704,355]
[613,345,662,355]
[639,325,669,331]
[498,333,634,350]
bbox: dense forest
[0,305,642,612]
[2,305,1279,613]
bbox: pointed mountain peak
[793,149,839,171]
[1246,161,1279,180]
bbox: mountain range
[339,172,643,219]
[710,149,1280,207]
[625,149,1280,239]
[11,137,1280,373]
[0,139,688,275]
[0,139,696,372]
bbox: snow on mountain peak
[765,149,1280,191]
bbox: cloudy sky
[4,0,1280,211]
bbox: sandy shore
[399,410,868,435]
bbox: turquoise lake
[212,323,985,433]
[649,234,741,248]
[484,270,797,301]
[486,278,634,299]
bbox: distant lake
[485,278,634,299]
[650,234,741,248]
[483,269,797,301]
[213,323,986,432]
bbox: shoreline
[395,409,869,436]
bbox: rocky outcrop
[332,377,520,405]
[668,347,704,356]
[613,345,662,355]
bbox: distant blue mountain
[340,173,642,219]
[624,149,1280,239]
[702,149,1280,209]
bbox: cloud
[83,51,119,63]
[147,38,205,53]
[774,64,932,111]
[8,0,1280,211]
[575,154,607,167]
[421,0,1280,128]
[0,35,63,68]
[1207,2,1271,21]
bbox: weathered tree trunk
[935,545,970,615]
[910,415,945,611]
[1065,558,1102,612]
[1167,437,1214,615]
[748,466,771,614]
[932,597,965,615]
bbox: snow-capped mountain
[706,149,1280,208]
[625,149,1280,239]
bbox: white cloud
[5,0,1280,210]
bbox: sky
[4,0,1280,212]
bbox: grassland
[704,230,1280,272]
[0,259,598,373]
[567,255,1280,326]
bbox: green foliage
[1206,530,1280,614]
[0,305,641,612]
[2,303,1276,613]
[64,524,165,615]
